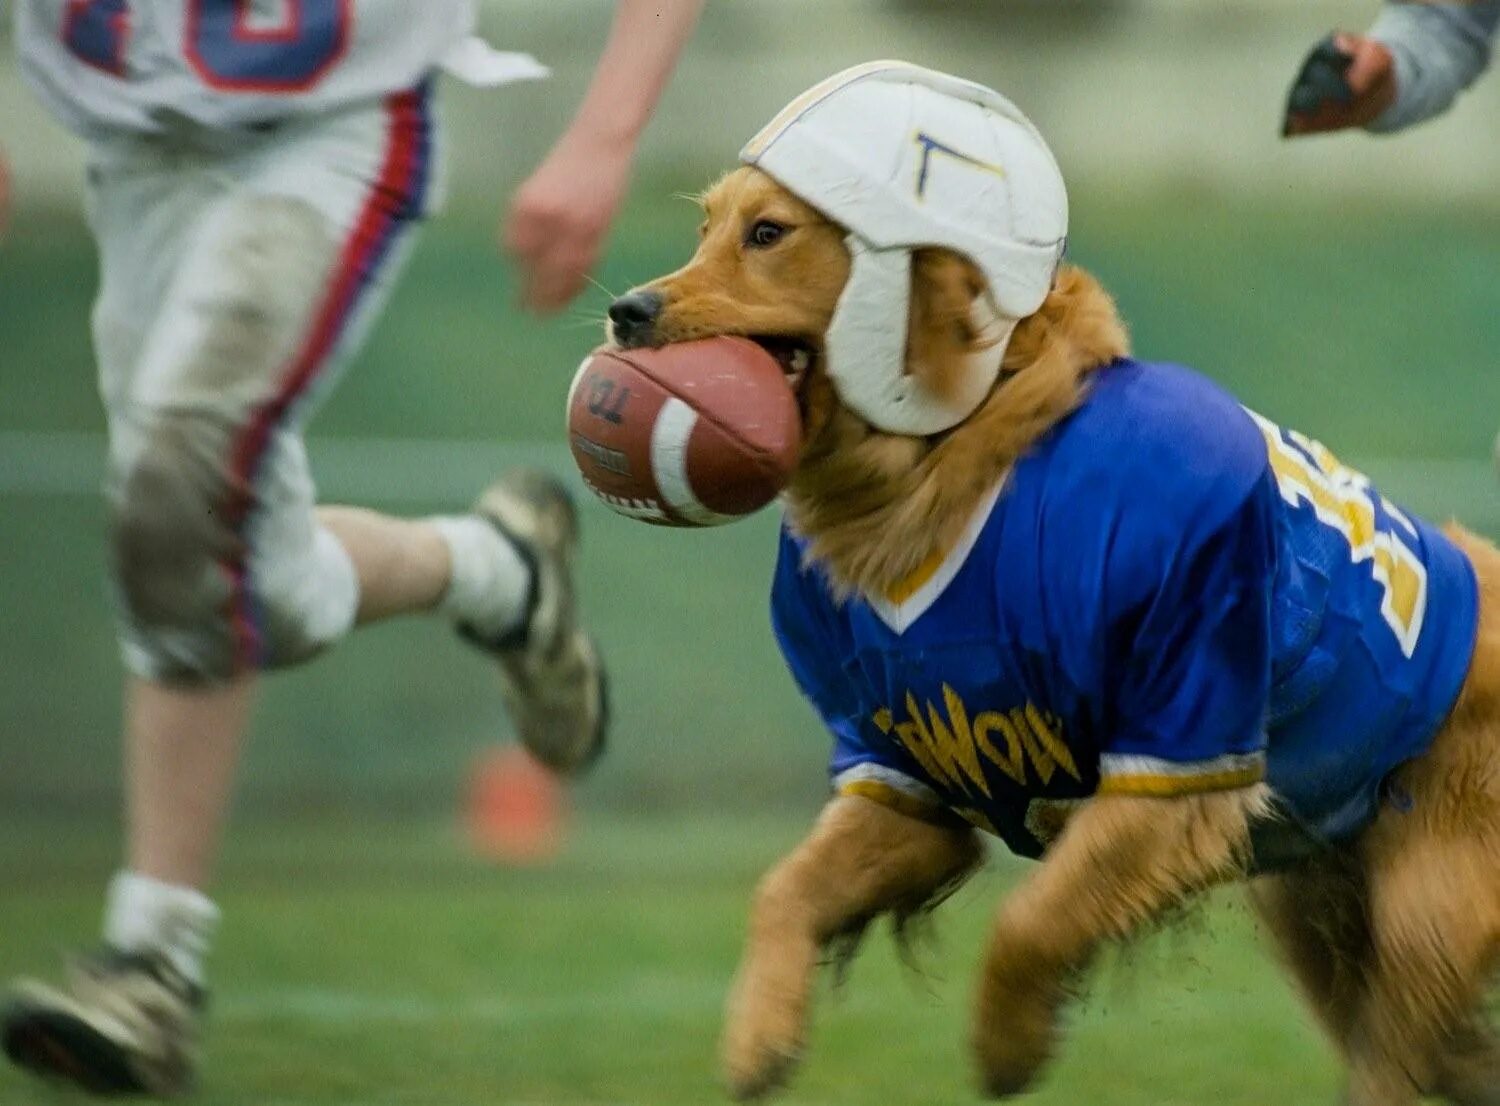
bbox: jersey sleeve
[1368,0,1500,133]
[769,528,953,823]
[1095,472,1278,798]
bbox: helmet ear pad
[799,246,992,455]
[822,237,1015,437]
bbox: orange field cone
[464,744,568,865]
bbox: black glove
[1283,34,1357,134]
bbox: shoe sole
[2,1002,152,1095]
[478,471,578,558]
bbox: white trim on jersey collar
[865,478,1006,635]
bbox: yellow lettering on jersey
[973,711,1027,785]
[931,686,992,797]
[1022,704,1081,784]
[1249,411,1427,657]
[874,689,1079,799]
[892,690,991,798]
[875,697,943,785]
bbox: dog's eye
[745,220,788,249]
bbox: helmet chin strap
[823,234,1014,437]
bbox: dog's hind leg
[1338,525,1500,1106]
[721,796,981,1102]
[1247,856,1370,1058]
[1249,855,1500,1105]
[1432,1021,1500,1106]
[971,786,1267,1098]
[1341,828,1499,1106]
[1342,702,1500,1105]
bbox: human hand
[1283,32,1397,137]
[502,129,633,314]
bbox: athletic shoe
[1,947,204,1096]
[460,469,608,775]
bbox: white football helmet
[741,61,1068,436]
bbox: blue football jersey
[772,359,1478,867]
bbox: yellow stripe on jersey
[833,762,953,824]
[1097,752,1265,798]
[883,547,949,606]
[836,779,951,822]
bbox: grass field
[2,184,1498,1103]
[0,814,1338,1106]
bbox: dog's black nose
[608,290,664,348]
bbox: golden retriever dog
[607,65,1500,1105]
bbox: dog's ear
[1004,264,1132,374]
[906,248,990,405]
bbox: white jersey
[16,0,482,139]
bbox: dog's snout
[608,290,664,348]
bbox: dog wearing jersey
[609,62,1500,1106]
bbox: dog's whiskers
[562,311,610,332]
[580,273,618,300]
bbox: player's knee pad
[107,195,357,683]
[109,414,357,683]
[110,413,238,676]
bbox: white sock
[430,515,532,641]
[103,871,220,987]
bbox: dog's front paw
[972,1034,1046,1099]
[723,1035,802,1103]
[720,971,806,1101]
[971,965,1060,1098]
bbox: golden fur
[626,166,1500,1104]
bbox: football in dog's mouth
[566,337,802,528]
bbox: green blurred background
[3,2,1500,1103]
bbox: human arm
[503,0,705,314]
[1283,1,1500,137]
[1370,0,1500,131]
